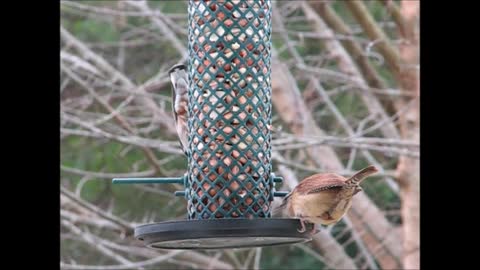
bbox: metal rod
[273,176,284,183]
[274,192,289,197]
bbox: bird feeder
[113,0,313,249]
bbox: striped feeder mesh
[112,0,313,249]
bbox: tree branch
[344,0,403,81]
[309,1,388,90]
[61,187,133,234]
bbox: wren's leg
[309,224,319,236]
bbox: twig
[342,216,380,270]
[283,29,370,44]
[60,113,182,155]
[60,250,184,270]
[273,154,397,178]
[61,51,102,77]
[253,248,262,270]
[61,26,178,176]
[344,0,402,79]
[378,0,408,39]
[61,1,163,17]
[301,2,400,140]
[61,210,122,232]
[242,249,257,270]
[61,64,169,172]
[125,0,187,59]
[61,219,136,267]
[309,78,407,196]
[61,165,155,179]
[274,133,418,149]
[61,186,133,234]
[75,175,92,196]
[224,251,243,270]
[274,140,419,158]
[295,244,332,269]
[310,1,389,90]
[353,96,418,138]
[61,25,176,131]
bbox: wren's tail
[347,165,378,185]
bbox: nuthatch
[168,64,189,156]
[278,165,378,235]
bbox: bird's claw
[298,225,319,236]
[297,218,307,233]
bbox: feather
[293,173,346,195]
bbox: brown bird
[277,165,378,234]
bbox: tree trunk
[396,1,420,269]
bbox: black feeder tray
[135,219,314,249]
[113,177,314,250]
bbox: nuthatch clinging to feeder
[278,165,378,235]
[168,64,189,156]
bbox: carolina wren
[278,165,378,234]
[168,64,189,156]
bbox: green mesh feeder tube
[188,0,273,220]
[112,0,313,249]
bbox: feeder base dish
[135,218,314,249]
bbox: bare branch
[60,250,184,270]
[124,0,187,58]
[253,248,262,270]
[60,25,176,134]
[61,165,155,179]
[309,1,388,90]
[378,0,408,39]
[301,2,400,140]
[61,187,133,234]
[61,210,122,232]
[344,0,403,80]
[61,219,135,267]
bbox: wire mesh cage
[187,0,273,219]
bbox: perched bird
[168,64,189,156]
[277,165,378,235]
